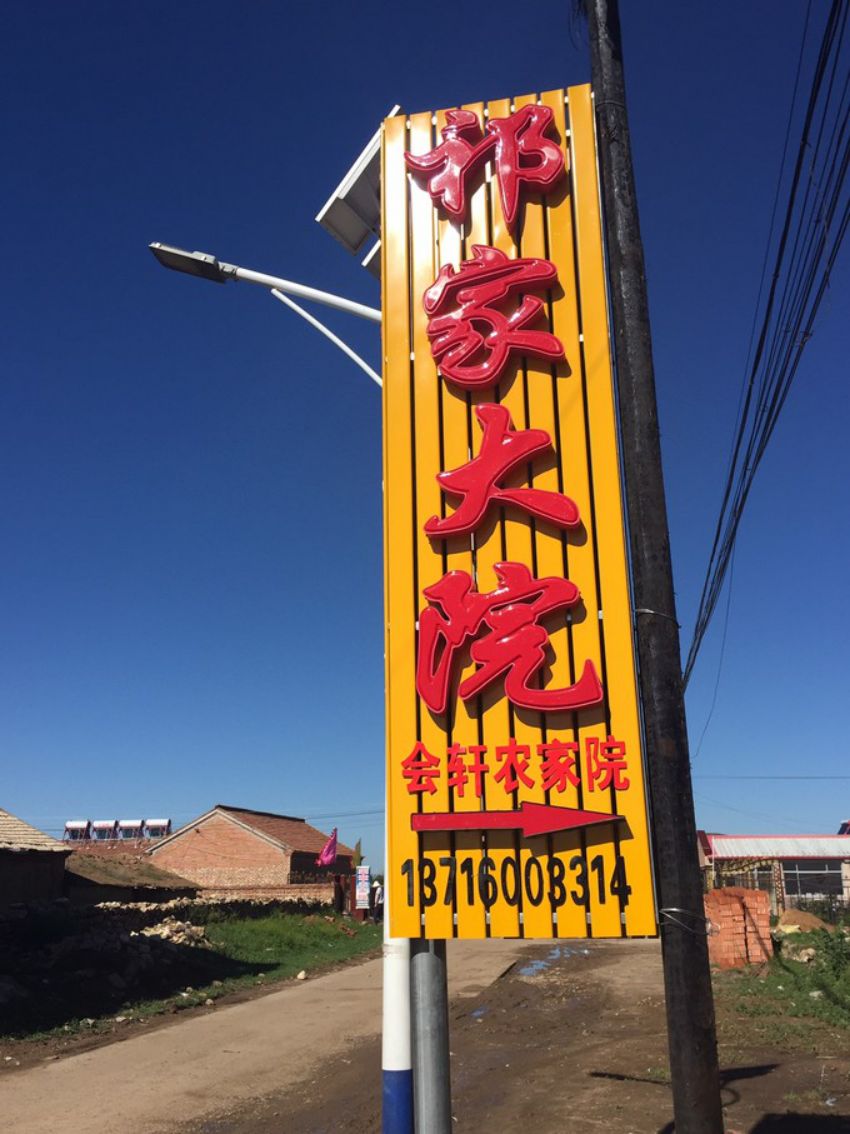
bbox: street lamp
[148,244,230,283]
[149,242,382,387]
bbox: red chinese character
[538,739,581,793]
[487,105,566,232]
[404,104,565,232]
[423,245,564,390]
[585,736,630,792]
[425,403,580,538]
[405,109,485,221]
[493,739,534,794]
[402,741,441,795]
[417,561,604,715]
[446,743,488,799]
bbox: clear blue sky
[2,2,847,868]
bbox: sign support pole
[382,923,413,1132]
[382,805,414,1132]
[410,939,452,1134]
[584,1,724,1131]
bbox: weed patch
[714,929,850,1052]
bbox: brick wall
[199,884,334,902]
[151,813,292,893]
[705,887,773,969]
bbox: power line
[694,774,850,780]
[684,0,850,685]
[691,546,735,760]
[693,793,814,830]
[305,808,383,820]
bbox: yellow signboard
[382,85,657,940]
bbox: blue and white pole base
[382,902,413,1132]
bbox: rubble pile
[0,895,330,957]
[140,917,208,947]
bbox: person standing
[372,878,384,923]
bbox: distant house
[0,807,70,908]
[700,830,850,910]
[148,804,354,898]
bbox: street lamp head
[148,242,231,284]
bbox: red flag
[315,827,338,867]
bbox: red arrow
[411,803,622,839]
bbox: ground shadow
[593,1064,781,1132]
[1,933,265,1038]
[748,1117,850,1132]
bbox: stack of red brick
[704,887,773,969]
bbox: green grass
[715,930,850,1041]
[204,911,382,980]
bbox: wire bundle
[684,0,850,687]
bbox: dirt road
[0,938,537,1134]
[6,937,850,1133]
[189,939,850,1134]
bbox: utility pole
[583,2,724,1131]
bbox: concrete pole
[410,939,451,1134]
[382,820,413,1133]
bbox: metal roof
[709,834,850,859]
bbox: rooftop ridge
[215,804,306,823]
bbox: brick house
[0,807,70,908]
[148,804,353,900]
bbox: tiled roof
[0,808,68,853]
[216,805,354,857]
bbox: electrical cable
[684,0,850,686]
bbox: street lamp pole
[149,243,381,323]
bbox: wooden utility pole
[583,2,724,1130]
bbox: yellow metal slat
[382,112,420,938]
[496,90,552,940]
[439,101,487,939]
[533,86,594,941]
[408,109,455,941]
[473,93,521,940]
[568,84,656,936]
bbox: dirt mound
[66,852,195,890]
[777,909,833,933]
